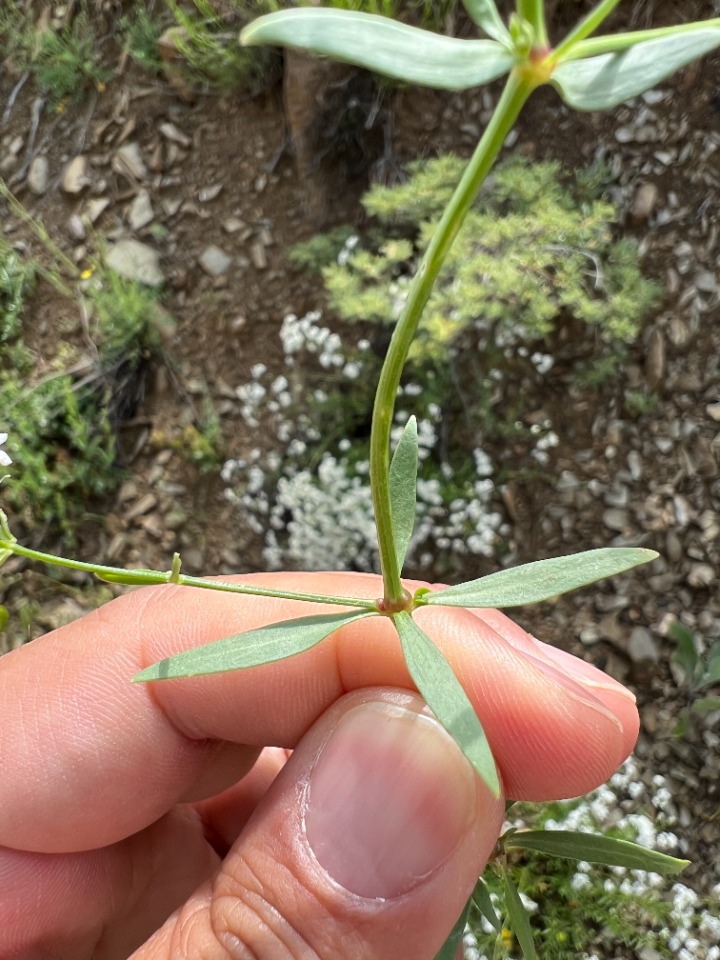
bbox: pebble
[159,122,191,147]
[67,214,86,241]
[602,507,627,533]
[695,271,716,293]
[85,197,110,223]
[113,142,148,180]
[250,242,267,270]
[125,493,158,523]
[106,239,164,286]
[627,626,660,663]
[687,563,715,589]
[198,184,223,202]
[199,245,233,276]
[27,156,49,195]
[706,402,720,423]
[630,181,658,222]
[128,189,154,230]
[62,155,89,194]
[181,547,205,573]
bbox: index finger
[0,572,638,854]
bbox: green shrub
[0,246,35,344]
[0,260,170,540]
[323,155,661,367]
[33,14,112,107]
[162,0,280,93]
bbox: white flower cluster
[223,310,504,571]
[0,433,11,468]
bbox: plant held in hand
[2,0,715,954]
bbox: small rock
[644,328,665,391]
[687,563,715,589]
[695,271,716,293]
[198,183,222,202]
[705,402,720,423]
[27,156,49,195]
[85,197,110,223]
[250,241,267,270]
[630,182,658,222]
[125,493,158,523]
[628,626,660,664]
[106,239,164,286]
[62,155,89,194]
[159,122,191,147]
[199,245,233,276]
[181,547,205,573]
[113,142,148,180]
[118,479,138,503]
[223,216,246,234]
[162,197,182,217]
[254,173,267,193]
[128,189,154,230]
[138,513,165,539]
[602,508,627,533]
[67,214,86,241]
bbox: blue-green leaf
[389,415,418,575]
[424,548,657,608]
[553,29,720,111]
[473,877,502,934]
[462,0,511,45]
[134,609,377,681]
[502,867,538,960]
[393,611,500,797]
[693,695,720,715]
[241,10,515,91]
[433,894,473,960]
[504,830,689,873]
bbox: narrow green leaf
[461,0,512,45]
[425,548,657,608]
[134,610,377,681]
[434,894,472,960]
[393,611,500,797]
[502,867,538,960]
[552,29,720,111]
[692,695,720,715]
[504,830,690,874]
[700,644,720,687]
[474,877,502,934]
[388,415,418,575]
[241,10,515,91]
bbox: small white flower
[0,433,11,467]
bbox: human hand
[0,572,638,960]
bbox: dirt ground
[0,0,718,918]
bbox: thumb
[136,688,504,960]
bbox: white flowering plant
[2,0,720,955]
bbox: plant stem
[369,69,536,604]
[550,0,623,63]
[562,18,720,61]
[0,540,377,609]
[518,0,549,47]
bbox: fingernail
[305,701,476,899]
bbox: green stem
[0,540,377,609]
[517,0,548,46]
[561,18,720,61]
[551,0,624,63]
[369,69,536,604]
